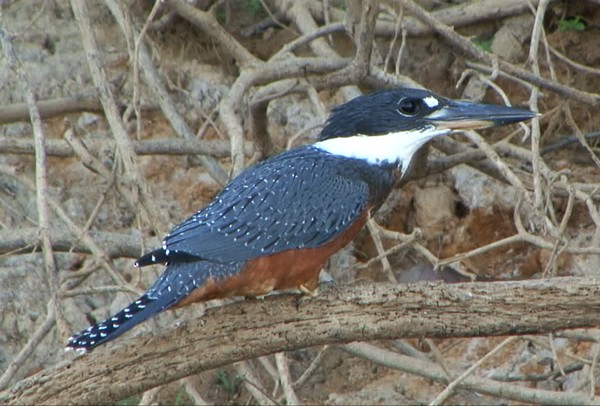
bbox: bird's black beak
[429,99,538,131]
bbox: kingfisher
[66,88,536,351]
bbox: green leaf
[558,16,586,32]
[472,37,493,53]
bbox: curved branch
[2,277,600,404]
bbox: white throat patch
[314,127,449,172]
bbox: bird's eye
[397,98,421,115]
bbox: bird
[66,88,537,352]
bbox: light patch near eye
[423,96,439,108]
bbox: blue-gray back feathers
[142,146,375,265]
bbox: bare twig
[429,336,519,405]
[236,361,276,405]
[293,345,329,389]
[0,301,55,390]
[181,378,209,405]
[275,353,301,405]
[527,0,550,212]
[367,219,397,283]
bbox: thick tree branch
[2,277,600,404]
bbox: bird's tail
[65,293,170,352]
[65,260,241,352]
[65,261,202,352]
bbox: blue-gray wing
[156,147,369,263]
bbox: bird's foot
[298,283,319,297]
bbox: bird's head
[315,88,537,172]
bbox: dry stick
[394,0,600,106]
[257,0,297,37]
[63,128,113,176]
[181,378,209,405]
[0,301,56,391]
[0,94,104,124]
[70,0,167,235]
[490,361,583,383]
[3,277,600,404]
[528,0,549,213]
[104,0,229,186]
[377,227,441,265]
[282,0,363,100]
[275,353,301,405]
[293,345,329,389]
[0,23,68,344]
[429,336,518,405]
[464,60,534,90]
[548,333,567,378]
[556,329,600,343]
[343,0,379,75]
[60,285,140,298]
[236,361,276,405]
[590,343,600,399]
[462,130,528,195]
[272,22,345,59]
[570,186,600,228]
[0,226,144,259]
[563,103,600,169]
[424,338,452,379]
[549,45,600,77]
[342,341,589,405]
[131,0,163,143]
[437,232,600,268]
[354,227,423,272]
[138,386,160,405]
[382,3,403,73]
[219,56,348,176]
[542,177,574,276]
[256,356,280,396]
[166,0,260,68]
[64,129,138,214]
[0,137,254,158]
[367,219,397,283]
[286,0,341,59]
[60,264,104,299]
